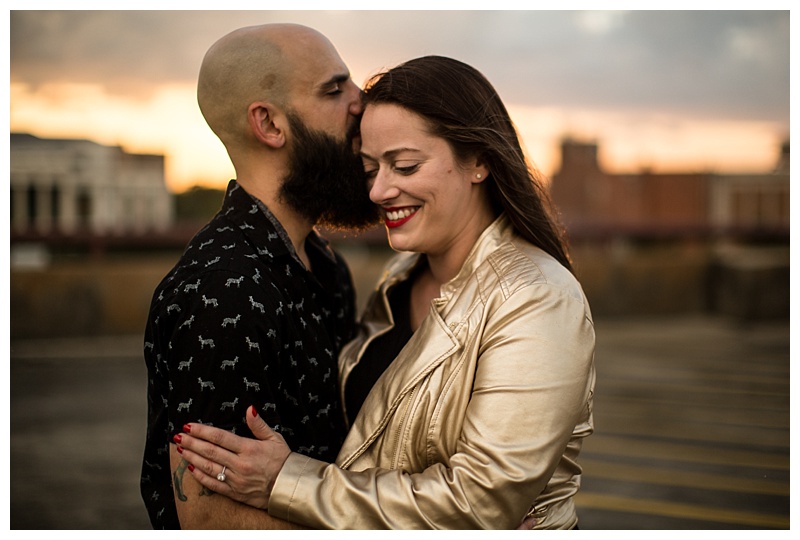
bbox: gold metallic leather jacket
[269,215,596,529]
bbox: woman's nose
[369,169,400,204]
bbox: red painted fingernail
[173,434,182,444]
[177,446,183,454]
[188,464,195,472]
[183,424,191,433]
[251,406,258,417]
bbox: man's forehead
[279,32,351,93]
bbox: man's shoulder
[151,217,270,305]
[173,222,243,264]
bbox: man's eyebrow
[319,73,350,89]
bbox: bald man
[140,24,378,529]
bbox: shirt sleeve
[162,269,283,437]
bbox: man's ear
[248,102,286,148]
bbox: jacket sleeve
[269,280,596,529]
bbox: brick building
[550,138,790,240]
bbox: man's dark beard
[279,113,380,231]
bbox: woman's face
[360,103,489,256]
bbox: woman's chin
[386,234,415,254]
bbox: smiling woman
[360,102,494,265]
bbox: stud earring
[476,173,482,180]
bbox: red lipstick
[383,207,418,229]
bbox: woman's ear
[471,158,490,184]
[248,102,286,149]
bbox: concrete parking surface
[9,315,790,530]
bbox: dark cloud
[447,11,789,122]
[10,10,789,124]
[11,11,220,95]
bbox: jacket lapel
[338,306,461,468]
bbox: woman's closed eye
[395,163,420,175]
[363,163,419,179]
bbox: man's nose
[348,83,364,115]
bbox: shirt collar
[223,179,337,265]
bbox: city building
[550,138,790,240]
[10,133,173,238]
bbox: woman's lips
[383,206,419,229]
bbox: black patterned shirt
[141,180,355,529]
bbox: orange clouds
[10,83,785,194]
[508,104,785,178]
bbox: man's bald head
[197,24,333,148]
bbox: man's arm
[163,266,303,529]
[169,444,305,529]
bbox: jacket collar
[440,213,512,301]
[377,213,512,300]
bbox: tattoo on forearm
[173,459,216,502]
[173,459,189,502]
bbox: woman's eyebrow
[360,147,421,160]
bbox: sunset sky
[9,8,790,193]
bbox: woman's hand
[173,405,292,510]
